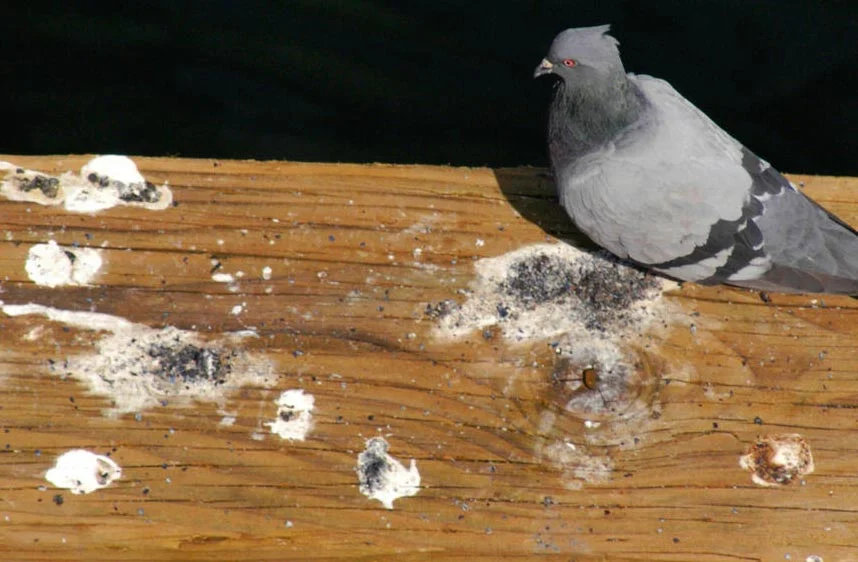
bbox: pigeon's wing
[579,76,858,294]
[727,154,858,294]
[640,147,858,294]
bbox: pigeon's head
[533,25,623,82]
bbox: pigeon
[534,25,858,294]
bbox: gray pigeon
[535,25,858,294]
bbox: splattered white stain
[45,450,122,494]
[0,155,172,212]
[740,433,815,487]
[82,155,143,184]
[435,243,670,342]
[0,302,275,417]
[265,389,315,441]
[538,439,613,490]
[26,241,102,287]
[212,272,235,283]
[356,437,421,509]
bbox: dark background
[5,2,857,174]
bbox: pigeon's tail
[739,189,858,296]
[731,265,858,295]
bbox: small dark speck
[754,416,763,425]
[53,494,64,506]
[424,300,457,319]
[18,174,60,197]
[292,349,304,358]
[279,410,296,422]
[673,537,680,543]
[359,456,388,494]
[367,415,375,421]
[759,291,771,303]
[142,487,150,495]
[147,343,226,385]
[328,235,335,242]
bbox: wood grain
[1,155,857,561]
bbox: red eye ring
[562,59,577,68]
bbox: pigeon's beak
[533,59,554,78]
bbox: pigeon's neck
[549,71,647,164]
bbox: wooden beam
[0,154,856,561]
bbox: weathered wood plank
[1,154,857,561]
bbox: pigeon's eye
[562,59,577,67]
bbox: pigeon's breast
[557,81,752,265]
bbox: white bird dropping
[356,437,421,509]
[45,450,122,494]
[266,389,315,441]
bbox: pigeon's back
[631,75,858,294]
[629,75,743,164]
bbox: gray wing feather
[660,148,858,294]
[630,77,858,294]
[745,171,858,294]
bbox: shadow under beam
[492,166,595,249]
